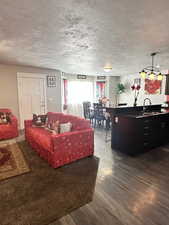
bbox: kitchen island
[106,105,169,155]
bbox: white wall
[108,76,120,106]
[119,74,166,106]
[0,64,62,119]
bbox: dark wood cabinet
[111,113,169,155]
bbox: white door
[17,73,47,129]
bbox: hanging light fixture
[149,71,155,80]
[140,70,146,79]
[157,73,163,81]
[139,52,163,80]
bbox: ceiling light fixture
[139,52,163,80]
[157,73,163,81]
[104,66,112,72]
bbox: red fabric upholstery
[25,112,94,168]
[0,108,19,140]
[26,127,52,152]
[47,112,91,131]
[0,109,11,113]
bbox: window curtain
[63,79,68,110]
[96,81,106,99]
[67,80,94,117]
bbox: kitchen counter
[108,105,169,155]
[121,111,169,118]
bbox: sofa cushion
[47,112,91,132]
[27,127,52,152]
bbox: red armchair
[25,112,94,168]
[0,109,19,140]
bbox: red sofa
[0,108,18,140]
[25,112,94,168]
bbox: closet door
[18,73,47,129]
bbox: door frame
[17,72,47,129]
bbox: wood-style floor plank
[50,215,76,225]
[50,129,169,225]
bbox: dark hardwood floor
[50,128,169,225]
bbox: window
[67,80,94,104]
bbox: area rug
[0,141,99,225]
[0,143,30,181]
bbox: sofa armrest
[51,128,94,153]
[24,120,33,128]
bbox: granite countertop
[122,111,169,119]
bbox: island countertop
[118,110,169,119]
[109,104,169,155]
[106,104,162,115]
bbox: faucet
[143,98,152,112]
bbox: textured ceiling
[0,0,169,76]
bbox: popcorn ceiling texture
[0,0,169,75]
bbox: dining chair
[93,105,105,128]
[82,101,94,124]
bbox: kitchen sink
[135,111,167,118]
[142,111,160,115]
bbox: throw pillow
[32,114,47,127]
[45,120,60,135]
[60,122,72,134]
[0,112,11,125]
[50,120,60,134]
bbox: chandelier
[140,52,163,80]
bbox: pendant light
[140,70,146,79]
[140,52,163,80]
[149,71,155,80]
[157,73,163,81]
